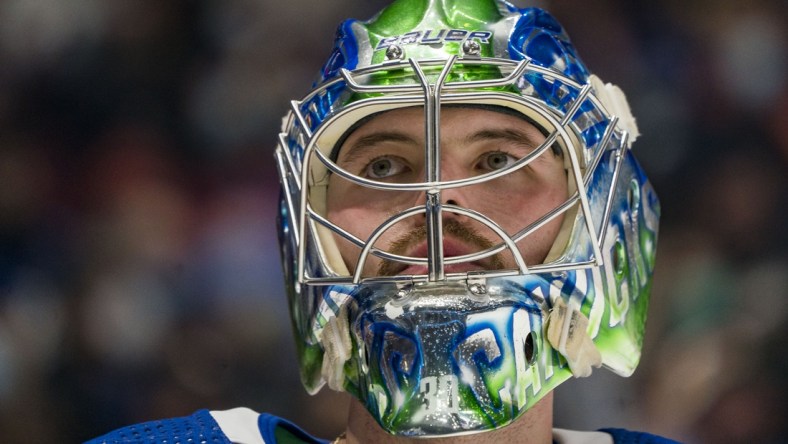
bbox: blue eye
[483,152,516,170]
[365,157,406,178]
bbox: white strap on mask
[546,298,602,377]
[320,304,352,391]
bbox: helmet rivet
[469,282,486,295]
[385,44,404,60]
[462,39,481,56]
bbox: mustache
[377,219,506,276]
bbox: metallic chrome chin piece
[349,279,550,436]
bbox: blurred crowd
[0,0,785,443]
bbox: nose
[413,187,470,225]
[414,160,472,224]
[439,192,468,220]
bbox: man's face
[325,106,568,278]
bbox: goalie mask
[275,0,659,437]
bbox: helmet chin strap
[320,303,353,391]
[545,298,601,377]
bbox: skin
[324,107,568,443]
[344,393,554,444]
[326,106,568,278]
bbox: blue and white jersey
[85,408,327,444]
[85,407,680,444]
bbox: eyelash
[357,149,534,180]
[478,150,519,170]
[362,155,409,179]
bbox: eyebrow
[465,128,541,150]
[336,131,418,165]
[467,128,562,157]
[335,126,557,166]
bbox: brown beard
[376,219,507,276]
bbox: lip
[399,263,487,276]
[393,238,491,276]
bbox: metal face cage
[276,55,630,290]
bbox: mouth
[383,238,500,276]
[398,263,487,276]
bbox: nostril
[445,199,458,206]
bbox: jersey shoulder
[85,409,231,444]
[85,408,328,444]
[600,428,683,444]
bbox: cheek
[325,185,418,271]
[327,175,421,228]
[473,179,566,227]
[328,190,404,235]
[467,172,568,264]
[326,205,374,239]
[327,179,369,233]
[325,204,371,273]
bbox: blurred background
[0,0,785,442]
